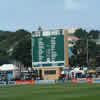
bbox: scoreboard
[32,30,65,68]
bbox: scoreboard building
[32,29,69,80]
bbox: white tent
[61,70,68,75]
[69,67,85,78]
[0,64,18,71]
[70,70,84,75]
[70,67,85,74]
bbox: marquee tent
[0,64,18,71]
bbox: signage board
[32,30,64,68]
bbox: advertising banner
[35,80,40,84]
[92,80,100,83]
[16,80,33,85]
[77,78,82,83]
[77,78,86,83]
[0,81,6,86]
[72,78,77,83]
[47,80,55,84]
[86,78,92,83]
[8,81,16,85]
[32,80,35,84]
[38,80,55,84]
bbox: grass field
[0,83,100,100]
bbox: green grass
[0,83,100,100]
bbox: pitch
[0,83,100,100]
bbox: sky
[0,0,100,32]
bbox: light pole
[86,38,89,66]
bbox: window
[44,70,56,75]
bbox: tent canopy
[88,69,96,73]
[70,67,85,74]
[61,70,68,75]
[0,64,18,71]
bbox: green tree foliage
[70,28,96,66]
[89,30,100,39]
[0,29,31,66]
[11,34,32,67]
[74,28,88,39]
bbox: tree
[0,29,31,66]
[12,34,32,67]
[89,30,100,66]
[0,52,9,65]
[89,30,100,39]
[71,28,96,66]
[74,28,88,39]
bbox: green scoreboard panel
[32,31,64,68]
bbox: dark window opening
[44,70,56,75]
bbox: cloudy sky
[0,0,100,31]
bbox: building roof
[68,36,80,41]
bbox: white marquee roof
[0,64,18,71]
